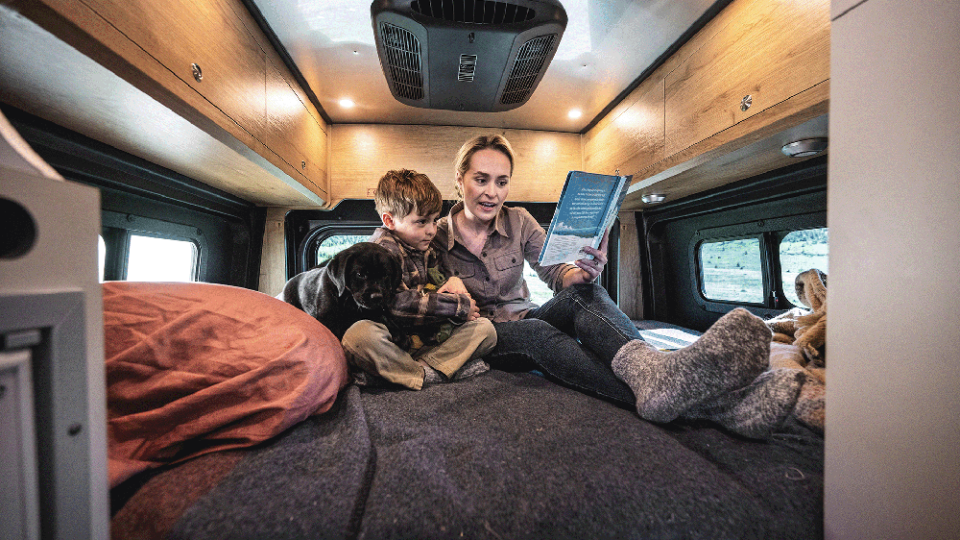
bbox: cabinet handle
[301,160,306,170]
[191,63,203,83]
[740,94,752,112]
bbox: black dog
[277,242,402,340]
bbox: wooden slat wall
[328,124,582,203]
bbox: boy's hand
[466,296,481,321]
[439,276,469,296]
[437,276,481,320]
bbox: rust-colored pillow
[103,281,348,487]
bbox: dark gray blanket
[112,371,823,540]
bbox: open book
[538,171,631,266]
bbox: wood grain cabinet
[664,0,829,156]
[265,56,329,198]
[582,0,830,209]
[583,77,665,177]
[5,0,330,205]
[80,0,267,143]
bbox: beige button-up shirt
[436,203,578,322]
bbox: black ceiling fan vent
[500,33,555,104]
[372,0,566,112]
[410,0,536,25]
[379,23,425,100]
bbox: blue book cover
[538,171,631,266]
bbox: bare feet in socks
[611,308,772,423]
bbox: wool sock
[452,358,490,381]
[682,368,805,439]
[611,308,772,423]
[419,361,446,386]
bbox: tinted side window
[779,228,829,306]
[315,234,369,265]
[698,237,764,304]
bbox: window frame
[101,211,203,281]
[777,226,829,307]
[303,226,378,270]
[694,234,769,307]
[688,211,825,313]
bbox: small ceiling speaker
[371,0,567,112]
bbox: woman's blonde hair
[453,134,516,200]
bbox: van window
[98,235,106,282]
[316,234,370,265]
[524,262,554,306]
[698,238,764,303]
[126,235,198,282]
[779,228,829,306]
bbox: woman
[435,134,793,430]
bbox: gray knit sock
[421,364,446,386]
[683,368,805,439]
[452,358,490,381]
[611,308,772,423]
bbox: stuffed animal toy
[766,269,827,369]
[763,269,828,434]
[793,269,827,366]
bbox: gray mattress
[111,369,824,540]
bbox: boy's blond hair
[374,169,443,219]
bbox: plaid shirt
[369,227,471,327]
[436,203,577,322]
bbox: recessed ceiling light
[568,109,582,119]
[781,137,828,158]
[339,98,355,108]
[641,193,666,204]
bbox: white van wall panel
[830,0,863,19]
[0,350,39,540]
[0,167,108,540]
[826,1,960,538]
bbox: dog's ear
[325,248,352,296]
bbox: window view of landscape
[779,228,829,306]
[316,235,370,264]
[699,237,765,303]
[524,262,554,306]
[126,235,197,282]
[698,228,829,307]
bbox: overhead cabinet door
[80,0,267,142]
[664,0,830,156]
[266,57,328,197]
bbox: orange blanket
[103,282,348,487]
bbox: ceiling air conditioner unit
[371,0,567,112]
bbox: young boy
[340,169,497,390]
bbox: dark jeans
[488,283,642,406]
